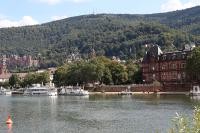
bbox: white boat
[0,87,12,96]
[190,85,200,96]
[119,90,132,95]
[59,86,89,96]
[24,84,57,96]
[119,86,132,95]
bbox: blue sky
[0,0,199,28]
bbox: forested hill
[0,6,199,66]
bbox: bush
[169,107,200,133]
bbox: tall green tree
[53,66,68,87]
[9,74,20,89]
[108,61,128,85]
[186,46,200,82]
[126,61,139,84]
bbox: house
[0,73,12,82]
[142,45,191,84]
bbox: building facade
[142,45,191,84]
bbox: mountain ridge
[0,6,199,67]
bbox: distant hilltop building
[66,53,81,63]
[0,55,39,69]
[142,44,193,84]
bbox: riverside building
[142,45,192,85]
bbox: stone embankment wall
[87,83,191,92]
[162,83,191,92]
[88,84,161,92]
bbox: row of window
[161,63,185,70]
[160,53,187,60]
[161,72,185,80]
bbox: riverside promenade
[87,83,192,95]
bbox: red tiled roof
[0,73,12,79]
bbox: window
[172,54,176,60]
[162,65,166,70]
[153,74,155,78]
[171,64,177,69]
[182,72,186,78]
[162,55,166,60]
[182,53,186,59]
[172,72,177,79]
[178,73,181,80]
[181,63,186,68]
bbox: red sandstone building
[142,45,191,84]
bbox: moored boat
[119,86,132,95]
[0,87,12,96]
[24,84,57,96]
[190,85,200,96]
[59,86,89,96]
[119,89,132,95]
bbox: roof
[143,45,163,63]
[142,45,191,63]
[159,50,191,61]
[16,73,28,78]
[0,73,12,79]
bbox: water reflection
[0,94,197,133]
[7,123,12,133]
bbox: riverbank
[89,91,190,95]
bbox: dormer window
[172,54,176,60]
[162,55,166,60]
[182,53,186,59]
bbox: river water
[0,94,199,133]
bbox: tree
[36,72,50,85]
[22,71,50,87]
[186,46,200,82]
[53,66,68,87]
[101,67,113,85]
[9,74,20,89]
[108,61,128,85]
[126,61,139,84]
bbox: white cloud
[38,0,61,5]
[0,16,38,28]
[161,0,200,12]
[35,0,90,5]
[51,15,67,21]
[71,0,90,3]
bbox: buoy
[6,115,13,124]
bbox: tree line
[53,56,142,87]
[0,72,50,89]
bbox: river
[0,94,199,133]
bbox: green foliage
[186,46,200,81]
[169,107,200,133]
[0,7,199,65]
[53,56,143,86]
[22,72,50,87]
[53,65,68,86]
[0,82,10,89]
[126,61,140,83]
[108,61,128,85]
[9,74,20,89]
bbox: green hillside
[0,6,199,66]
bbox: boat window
[195,87,198,92]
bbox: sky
[0,0,199,28]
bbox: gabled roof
[143,45,163,63]
[0,73,12,79]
